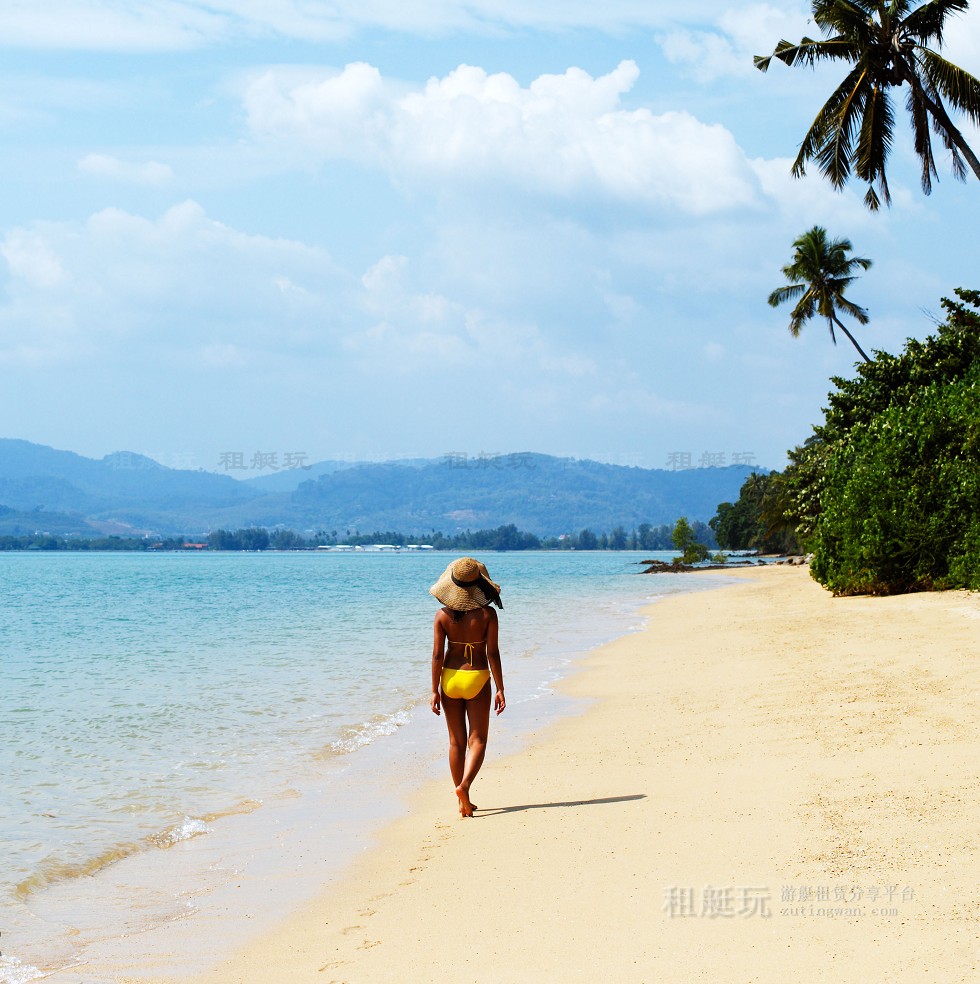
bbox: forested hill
[227,454,757,535]
[0,441,758,537]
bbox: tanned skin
[430,605,505,817]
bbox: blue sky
[1,1,978,476]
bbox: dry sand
[123,565,980,983]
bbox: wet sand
[101,565,980,982]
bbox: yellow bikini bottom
[441,667,491,700]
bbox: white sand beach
[79,565,980,983]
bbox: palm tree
[768,226,873,362]
[755,0,980,209]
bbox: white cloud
[0,2,219,51]
[749,156,878,228]
[657,29,748,83]
[659,2,980,86]
[1,227,66,288]
[0,1,750,51]
[78,153,174,186]
[244,60,763,215]
[0,202,611,398]
[245,62,389,164]
[657,4,811,82]
[0,201,354,364]
[353,253,466,363]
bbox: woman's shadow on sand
[476,794,645,816]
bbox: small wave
[0,955,44,984]
[201,798,263,822]
[15,842,143,899]
[13,809,230,900]
[324,710,411,756]
[145,815,211,849]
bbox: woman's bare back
[438,606,491,670]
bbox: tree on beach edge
[711,472,800,555]
[779,287,980,594]
[768,226,873,362]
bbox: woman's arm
[430,610,447,715]
[485,607,505,715]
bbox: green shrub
[810,367,980,594]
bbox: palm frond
[757,0,980,207]
[813,0,879,42]
[835,295,872,324]
[817,67,874,187]
[767,283,807,307]
[757,35,861,72]
[903,0,969,46]
[918,49,980,123]
[930,106,969,179]
[768,224,871,359]
[793,62,870,180]
[854,82,896,200]
[906,80,939,191]
[789,292,818,336]
[914,51,980,180]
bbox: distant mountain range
[0,439,760,537]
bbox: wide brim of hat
[429,559,501,611]
[429,580,490,611]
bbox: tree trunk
[832,314,872,363]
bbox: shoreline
[51,566,980,982]
[10,554,698,983]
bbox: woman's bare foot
[456,785,474,817]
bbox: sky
[1,1,979,477]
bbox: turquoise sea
[0,550,721,982]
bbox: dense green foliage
[0,534,188,551]
[0,519,718,553]
[711,472,800,554]
[273,521,715,552]
[788,288,980,594]
[671,517,710,563]
[809,367,980,592]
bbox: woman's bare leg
[441,693,467,789]
[455,681,491,817]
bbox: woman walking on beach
[429,557,505,817]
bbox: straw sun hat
[429,557,503,611]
